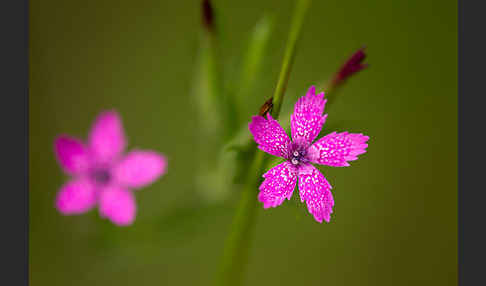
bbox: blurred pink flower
[54,110,167,226]
[249,86,369,223]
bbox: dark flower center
[289,146,309,166]
[91,169,111,185]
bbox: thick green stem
[215,1,311,285]
[235,15,274,125]
[216,151,265,286]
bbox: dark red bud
[202,0,214,32]
[331,46,368,88]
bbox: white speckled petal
[298,164,334,223]
[290,85,327,147]
[258,161,298,208]
[249,114,291,158]
[308,132,369,167]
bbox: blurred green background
[30,0,457,285]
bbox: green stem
[271,0,311,118]
[215,1,311,285]
[235,14,274,125]
[216,151,265,286]
[205,21,238,141]
[319,80,341,109]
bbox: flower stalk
[322,47,368,107]
[215,0,311,285]
[271,0,311,118]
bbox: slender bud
[201,0,214,32]
[329,46,368,89]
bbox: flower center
[290,149,307,166]
[91,168,111,185]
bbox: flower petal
[112,150,167,189]
[55,178,97,215]
[54,135,91,175]
[88,110,126,163]
[308,132,369,167]
[290,85,327,146]
[297,164,334,223]
[248,114,291,158]
[258,161,297,208]
[99,186,136,226]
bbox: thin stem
[202,0,238,141]
[207,31,238,141]
[319,80,338,108]
[271,0,311,118]
[319,47,368,108]
[215,1,311,285]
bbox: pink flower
[249,86,369,223]
[54,110,167,226]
